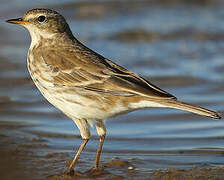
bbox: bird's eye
[38,15,46,22]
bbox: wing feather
[38,45,176,99]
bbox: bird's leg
[68,139,89,175]
[94,120,106,170]
[86,135,105,175]
[94,135,105,169]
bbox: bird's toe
[85,167,108,177]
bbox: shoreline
[1,120,224,180]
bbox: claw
[85,167,109,177]
[64,169,84,177]
[64,169,74,176]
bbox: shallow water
[0,0,224,179]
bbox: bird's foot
[85,167,109,177]
[63,167,109,178]
[64,169,84,177]
[65,169,74,176]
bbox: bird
[6,8,221,175]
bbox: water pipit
[6,8,221,175]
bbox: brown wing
[39,44,176,99]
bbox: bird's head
[6,8,72,43]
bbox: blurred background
[0,0,224,179]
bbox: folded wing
[39,45,176,100]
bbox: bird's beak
[6,18,29,25]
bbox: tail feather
[157,100,221,120]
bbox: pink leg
[68,139,89,174]
[94,135,105,169]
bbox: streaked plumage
[6,8,221,175]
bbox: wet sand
[1,119,224,180]
[1,0,224,179]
